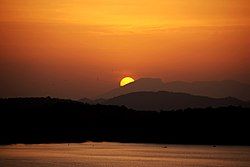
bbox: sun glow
[120,77,135,87]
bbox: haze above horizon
[1,0,250,98]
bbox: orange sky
[1,0,250,98]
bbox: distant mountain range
[104,91,249,111]
[81,91,249,111]
[79,78,250,110]
[98,78,250,101]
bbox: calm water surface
[0,142,250,167]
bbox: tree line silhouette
[0,97,249,145]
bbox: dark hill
[104,91,249,111]
[165,80,250,101]
[98,78,250,101]
[98,78,166,99]
[0,97,250,145]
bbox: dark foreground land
[0,97,249,145]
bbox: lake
[0,142,250,167]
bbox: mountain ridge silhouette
[97,78,250,101]
[80,91,250,111]
[103,91,249,111]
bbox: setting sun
[120,77,135,87]
[1,1,250,166]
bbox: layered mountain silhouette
[103,91,249,111]
[97,78,166,99]
[81,91,250,111]
[98,78,250,101]
[78,78,250,110]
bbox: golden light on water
[120,77,135,87]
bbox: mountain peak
[135,77,163,83]
[96,79,250,101]
[98,78,166,99]
[104,91,249,111]
[124,78,165,88]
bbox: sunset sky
[1,0,250,98]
